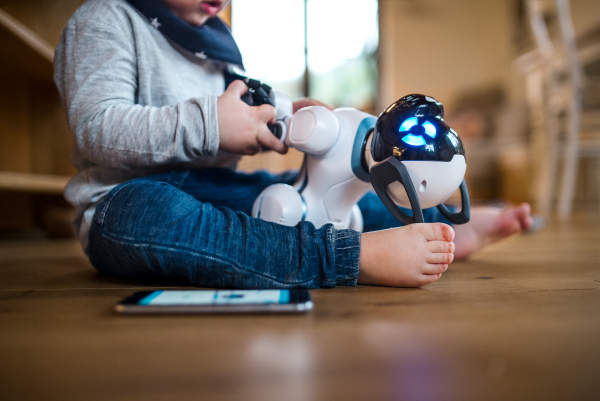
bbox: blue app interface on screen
[138,290,291,306]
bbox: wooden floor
[1,215,599,401]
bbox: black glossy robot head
[371,94,465,163]
[367,94,470,225]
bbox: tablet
[114,289,313,314]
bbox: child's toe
[426,240,455,254]
[426,252,453,265]
[419,273,443,286]
[421,223,455,242]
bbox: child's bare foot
[358,223,455,287]
[453,203,533,258]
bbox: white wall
[378,0,600,112]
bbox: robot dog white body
[251,93,469,231]
[252,106,374,231]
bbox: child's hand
[217,80,287,155]
[292,98,333,113]
[358,223,455,287]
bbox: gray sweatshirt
[54,0,240,251]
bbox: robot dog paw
[251,184,305,226]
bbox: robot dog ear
[369,157,425,225]
[436,180,471,224]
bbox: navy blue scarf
[125,0,244,70]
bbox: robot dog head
[367,94,470,225]
[371,94,465,162]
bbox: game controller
[234,74,289,140]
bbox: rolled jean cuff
[334,229,361,286]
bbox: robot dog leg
[253,104,374,231]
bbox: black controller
[234,76,283,140]
[240,77,275,107]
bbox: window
[231,0,378,112]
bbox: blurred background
[0,0,599,238]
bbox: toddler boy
[54,0,532,288]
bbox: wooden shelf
[0,7,54,81]
[0,171,70,195]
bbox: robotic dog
[241,79,470,231]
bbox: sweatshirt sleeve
[54,19,219,170]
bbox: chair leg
[543,111,560,216]
[558,92,582,219]
[527,69,556,217]
[555,0,584,220]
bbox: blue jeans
[88,169,451,289]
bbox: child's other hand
[217,80,287,155]
[292,98,333,113]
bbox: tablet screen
[138,290,291,306]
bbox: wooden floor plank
[0,215,599,400]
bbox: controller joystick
[231,75,284,139]
[240,77,275,107]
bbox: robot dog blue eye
[399,118,438,146]
[399,117,418,132]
